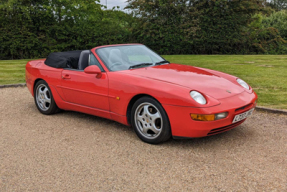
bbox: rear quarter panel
[25,59,63,100]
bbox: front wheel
[34,80,59,115]
[131,97,171,144]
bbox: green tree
[247,11,287,54]
[270,0,287,10]
[126,0,272,54]
[193,0,266,54]
[0,0,135,59]
[261,10,287,40]
[126,0,199,54]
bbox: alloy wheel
[134,102,163,139]
[36,84,51,111]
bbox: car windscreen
[96,45,166,71]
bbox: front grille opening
[235,103,252,112]
[207,120,245,136]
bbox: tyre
[34,80,59,115]
[131,96,171,144]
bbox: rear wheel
[131,97,171,144]
[34,80,59,115]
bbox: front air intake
[207,120,245,136]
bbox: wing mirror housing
[84,65,102,78]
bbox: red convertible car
[26,44,257,144]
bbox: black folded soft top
[44,50,83,69]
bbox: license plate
[232,108,254,123]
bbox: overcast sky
[100,0,128,10]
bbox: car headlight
[190,91,206,105]
[237,78,250,90]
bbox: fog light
[215,112,228,120]
[190,114,215,121]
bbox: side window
[90,53,104,71]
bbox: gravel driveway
[0,87,286,191]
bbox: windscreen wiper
[129,63,153,69]
[155,60,170,65]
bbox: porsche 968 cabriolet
[26,44,258,144]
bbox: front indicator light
[191,112,228,121]
[190,114,215,121]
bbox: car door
[60,69,109,111]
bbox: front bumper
[163,91,258,138]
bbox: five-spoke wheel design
[34,80,59,115]
[131,97,171,144]
[134,102,163,139]
[36,84,51,111]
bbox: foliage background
[0,0,287,59]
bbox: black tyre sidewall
[34,80,59,115]
[131,97,171,144]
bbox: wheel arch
[126,94,163,125]
[33,78,45,96]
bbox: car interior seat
[108,49,123,66]
[78,50,90,70]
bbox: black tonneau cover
[44,50,83,69]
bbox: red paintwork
[84,65,101,76]
[26,44,258,138]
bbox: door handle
[62,74,71,79]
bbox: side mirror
[84,65,102,77]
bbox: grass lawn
[0,59,31,85]
[1,55,287,109]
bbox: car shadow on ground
[29,103,256,149]
[165,126,254,148]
